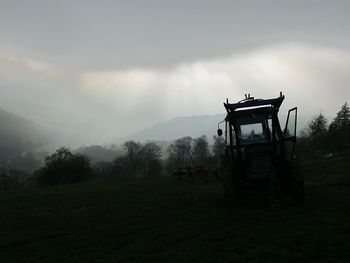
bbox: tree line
[24,136,225,187]
[167,135,225,169]
[298,102,350,155]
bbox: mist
[0,0,349,146]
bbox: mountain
[0,107,53,168]
[126,114,226,142]
[126,113,312,143]
[75,145,124,163]
[0,108,51,149]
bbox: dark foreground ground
[1,156,350,262]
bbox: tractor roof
[224,92,284,113]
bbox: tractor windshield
[240,123,265,141]
[234,111,272,145]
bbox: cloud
[1,42,350,144]
[79,42,350,121]
[0,52,55,75]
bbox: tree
[307,113,328,150]
[0,168,28,191]
[94,161,115,179]
[330,102,350,129]
[112,156,130,177]
[140,142,162,176]
[45,147,73,166]
[328,102,350,149]
[38,147,93,186]
[212,135,225,165]
[296,129,310,157]
[167,137,193,168]
[68,154,92,183]
[124,141,142,176]
[192,136,209,166]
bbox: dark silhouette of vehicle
[217,92,304,205]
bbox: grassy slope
[1,157,350,262]
[303,151,350,185]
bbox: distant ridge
[125,113,312,143]
[0,107,55,168]
[126,114,225,142]
[0,107,50,149]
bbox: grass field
[1,156,350,262]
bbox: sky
[0,0,349,145]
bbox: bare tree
[167,137,193,168]
[140,142,162,176]
[212,135,225,165]
[192,135,209,166]
[124,141,142,176]
[0,168,22,191]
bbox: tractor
[217,92,304,205]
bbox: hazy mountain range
[124,114,226,143]
[125,114,312,143]
[0,107,313,150]
[0,106,319,167]
[0,108,50,151]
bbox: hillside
[0,108,53,168]
[0,108,49,148]
[1,154,350,262]
[126,114,225,142]
[126,113,312,143]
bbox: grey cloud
[1,43,349,145]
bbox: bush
[37,147,94,186]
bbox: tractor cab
[233,107,273,145]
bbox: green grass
[1,163,350,262]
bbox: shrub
[37,147,93,186]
